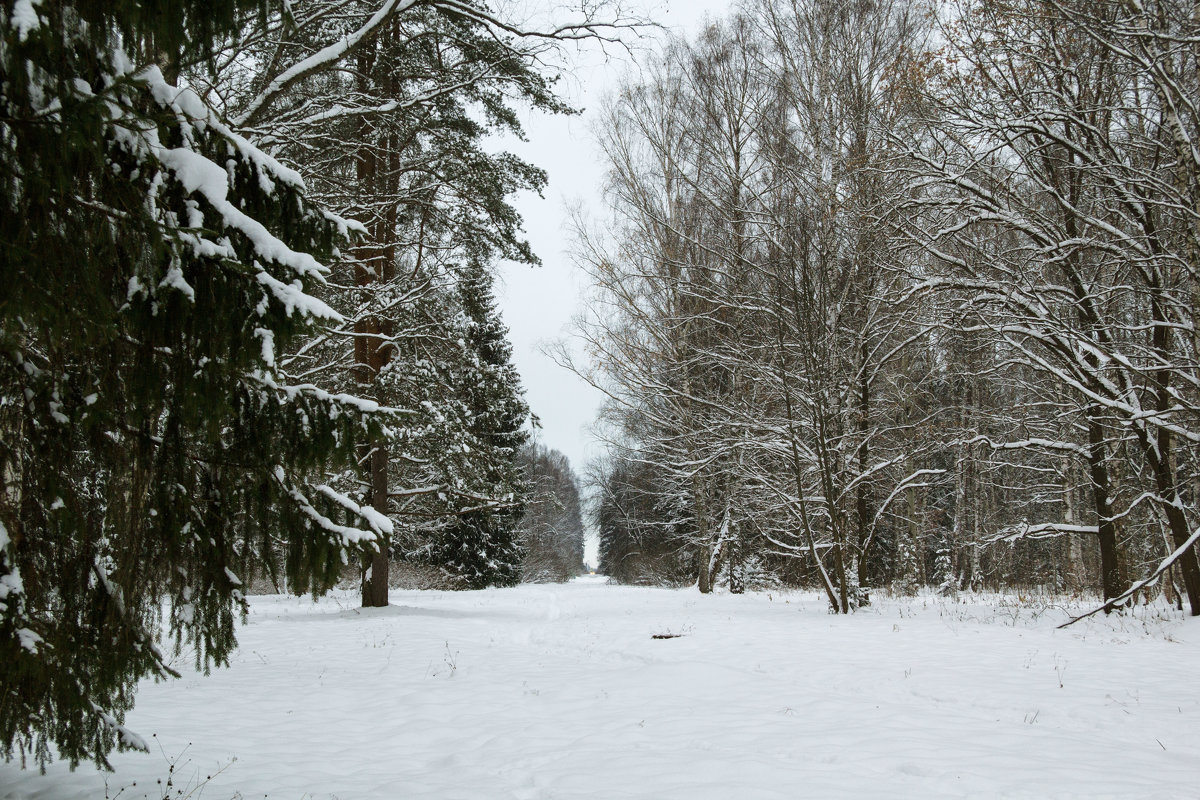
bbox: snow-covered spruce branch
[89,563,182,684]
[313,485,394,537]
[90,702,149,754]
[279,471,381,547]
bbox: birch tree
[904,0,1200,613]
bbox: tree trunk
[833,538,850,614]
[1085,412,1122,608]
[697,559,712,594]
[354,43,390,608]
[1145,295,1200,613]
[693,473,714,594]
[1063,457,1083,591]
[855,338,872,588]
[1151,454,1200,615]
[361,439,389,607]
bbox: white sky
[495,0,735,567]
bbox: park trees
[579,0,1200,614]
[517,442,586,583]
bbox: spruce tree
[935,545,957,597]
[429,264,530,589]
[0,0,388,768]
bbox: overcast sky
[494,0,735,567]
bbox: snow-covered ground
[3,577,1198,799]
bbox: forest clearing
[9,0,1200,795]
[2,577,1196,800]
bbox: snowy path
[3,578,1198,799]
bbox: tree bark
[354,43,391,608]
[1085,410,1123,608]
[361,440,390,607]
[855,338,872,588]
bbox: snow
[253,326,276,368]
[231,0,422,128]
[314,484,394,536]
[14,628,40,653]
[3,579,1199,799]
[10,0,42,42]
[109,67,346,309]
[0,551,22,611]
[90,704,149,754]
[152,143,330,288]
[157,262,196,302]
[255,267,342,322]
[282,480,381,547]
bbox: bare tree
[570,1,938,609]
[902,0,1200,613]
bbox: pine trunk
[354,44,389,608]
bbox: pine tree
[221,1,569,603]
[0,0,388,768]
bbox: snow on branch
[151,142,329,282]
[1060,525,1200,627]
[990,522,1101,544]
[0,521,23,613]
[873,469,947,526]
[248,369,403,416]
[140,67,307,191]
[278,470,380,547]
[109,67,355,322]
[233,0,422,127]
[90,702,149,753]
[314,484,394,536]
[254,267,342,323]
[967,435,1089,458]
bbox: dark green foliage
[428,264,530,589]
[0,0,387,769]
